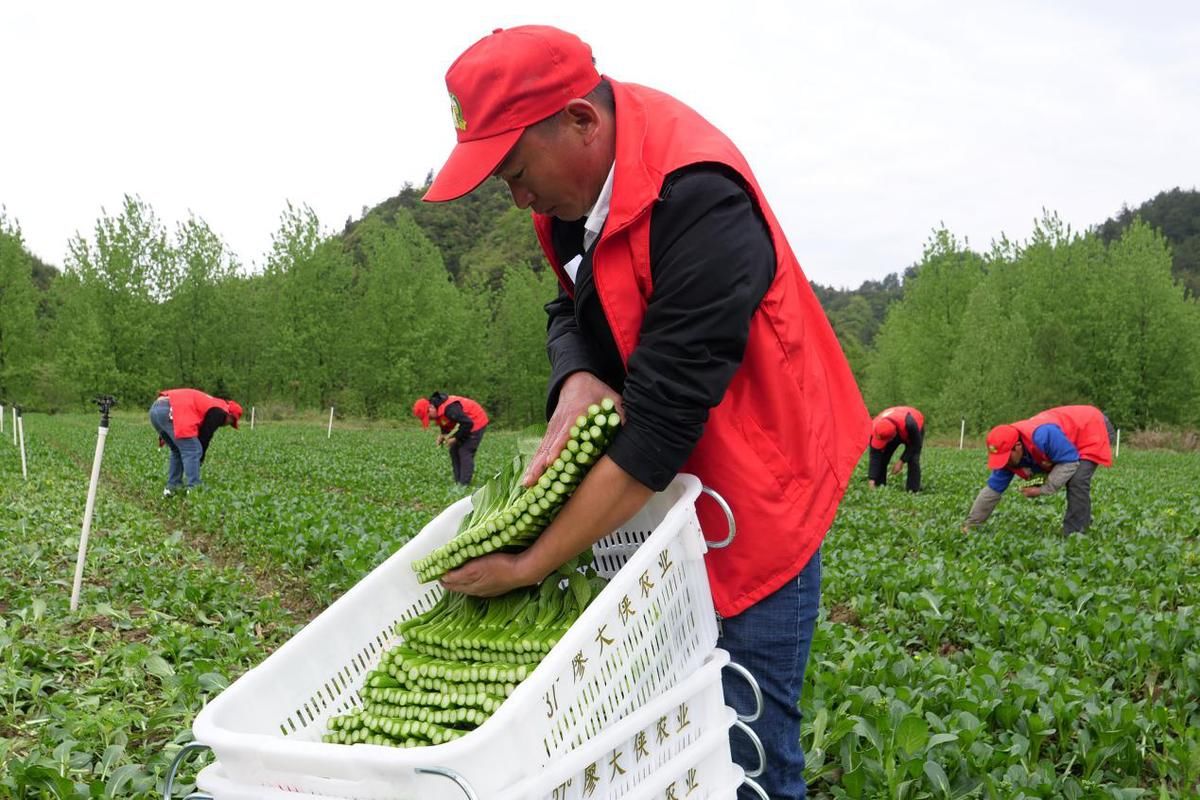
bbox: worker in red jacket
[964,404,1115,535]
[419,26,870,798]
[149,388,242,497]
[412,392,490,485]
[867,406,925,492]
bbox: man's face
[1007,441,1024,468]
[494,117,593,221]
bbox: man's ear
[562,98,602,143]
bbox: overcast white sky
[2,1,1197,288]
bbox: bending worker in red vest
[867,406,924,492]
[421,26,870,798]
[963,404,1115,535]
[148,388,242,497]
[412,392,490,485]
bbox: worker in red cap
[149,388,242,497]
[412,392,490,485]
[963,404,1115,535]
[421,26,870,798]
[866,406,924,492]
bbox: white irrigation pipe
[327,406,334,438]
[250,406,256,430]
[17,413,27,479]
[1115,429,1121,459]
[0,402,4,435]
[11,406,15,445]
[71,400,114,611]
[959,419,965,450]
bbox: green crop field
[2,413,1198,799]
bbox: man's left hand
[1020,486,1041,498]
[891,461,904,476]
[441,553,533,597]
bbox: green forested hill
[1096,187,1200,298]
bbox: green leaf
[923,760,951,797]
[143,654,175,679]
[895,713,929,756]
[106,763,143,796]
[99,744,125,778]
[198,672,229,692]
[927,732,959,748]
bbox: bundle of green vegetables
[412,398,619,584]
[322,556,607,747]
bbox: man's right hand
[523,372,622,487]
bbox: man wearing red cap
[412,392,490,485]
[963,404,1115,535]
[149,388,242,497]
[867,406,925,492]
[423,26,869,798]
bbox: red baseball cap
[226,400,243,429]
[423,25,602,203]
[412,397,431,428]
[986,424,1020,469]
[869,418,897,450]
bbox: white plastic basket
[195,650,744,800]
[492,650,732,800]
[189,474,720,799]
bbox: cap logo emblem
[449,93,467,131]
[987,444,999,453]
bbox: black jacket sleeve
[605,169,775,491]
[544,287,605,419]
[442,401,475,441]
[197,408,227,462]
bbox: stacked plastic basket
[167,474,767,799]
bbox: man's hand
[961,523,972,534]
[1020,486,1042,498]
[523,372,622,486]
[891,460,904,476]
[441,552,537,597]
[435,434,446,447]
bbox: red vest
[874,406,924,444]
[434,395,489,432]
[533,80,869,616]
[1010,405,1112,479]
[159,388,231,439]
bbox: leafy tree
[64,195,169,403]
[484,265,558,425]
[160,216,240,390]
[342,213,475,417]
[865,228,985,419]
[0,212,39,401]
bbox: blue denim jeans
[149,398,202,488]
[719,548,821,799]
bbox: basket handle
[414,766,479,799]
[723,659,764,722]
[741,775,770,799]
[162,742,213,800]
[699,485,736,549]
[731,719,767,779]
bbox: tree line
[1,186,1197,432]
[0,189,556,425]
